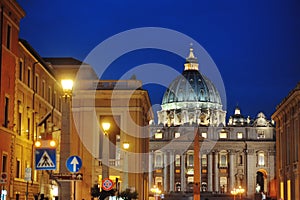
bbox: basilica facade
[149,48,276,199]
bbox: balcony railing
[98,159,121,168]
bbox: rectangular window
[175,155,180,166]
[155,132,163,139]
[27,118,30,140]
[187,176,194,183]
[280,182,284,200]
[257,130,265,139]
[34,75,39,92]
[155,154,163,168]
[201,132,207,138]
[19,61,23,81]
[17,100,22,135]
[201,154,207,167]
[188,154,194,166]
[48,86,52,103]
[237,132,243,139]
[53,91,57,107]
[4,97,9,127]
[220,154,227,167]
[27,68,31,87]
[2,154,7,172]
[42,80,45,98]
[174,132,180,138]
[58,97,62,112]
[6,24,11,49]
[258,153,265,166]
[18,113,22,135]
[16,159,21,178]
[219,132,227,139]
[287,180,291,200]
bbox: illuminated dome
[162,69,222,106]
[161,47,222,110]
[157,47,226,126]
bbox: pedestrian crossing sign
[35,148,56,170]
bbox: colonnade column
[207,153,213,192]
[229,150,235,190]
[149,152,154,190]
[214,152,219,192]
[163,152,168,192]
[169,151,175,192]
[181,154,186,192]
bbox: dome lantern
[184,47,199,71]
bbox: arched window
[155,152,163,168]
[257,152,265,166]
[187,150,194,167]
[219,150,228,167]
[201,154,207,167]
[175,155,181,166]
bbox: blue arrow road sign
[66,156,82,173]
[35,148,56,170]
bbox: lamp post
[60,79,73,200]
[123,142,130,190]
[101,122,110,181]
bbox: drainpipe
[31,61,39,195]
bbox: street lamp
[123,142,130,150]
[231,188,238,200]
[123,142,130,190]
[60,79,73,200]
[231,186,245,200]
[102,122,111,135]
[236,186,245,199]
[61,79,73,95]
[101,122,110,181]
[151,185,161,200]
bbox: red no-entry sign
[102,178,114,191]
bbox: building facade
[45,58,154,200]
[272,82,300,200]
[149,48,276,199]
[72,78,153,200]
[0,1,94,199]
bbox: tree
[119,189,138,200]
[91,184,100,198]
[98,189,116,200]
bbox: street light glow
[61,79,73,91]
[102,122,111,133]
[123,142,130,150]
[49,140,56,147]
[35,141,41,147]
[231,186,245,200]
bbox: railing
[98,159,121,167]
[74,80,142,90]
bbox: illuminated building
[272,82,300,200]
[149,48,276,199]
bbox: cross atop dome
[184,45,199,71]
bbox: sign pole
[73,180,76,200]
[25,181,29,200]
[1,185,4,200]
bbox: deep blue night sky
[17,0,300,121]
